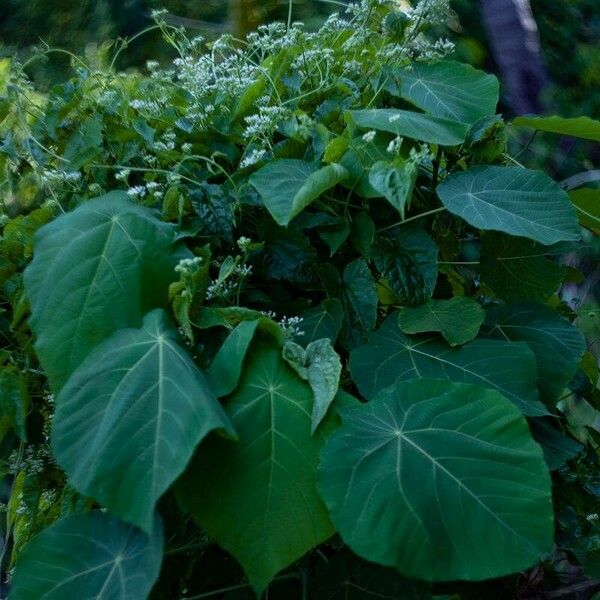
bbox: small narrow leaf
[350,313,546,416]
[348,109,468,145]
[437,166,580,245]
[52,309,234,533]
[395,61,499,124]
[512,115,600,143]
[10,512,163,600]
[178,338,336,596]
[249,159,348,226]
[398,297,484,345]
[207,320,260,397]
[318,379,554,581]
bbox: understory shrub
[0,1,599,597]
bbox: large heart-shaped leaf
[482,303,586,402]
[480,232,566,302]
[397,297,485,346]
[249,159,348,226]
[512,115,600,143]
[52,309,234,533]
[24,192,186,389]
[437,166,580,245]
[318,379,554,581]
[349,313,546,416]
[347,109,468,145]
[178,337,335,596]
[10,512,163,599]
[394,61,499,124]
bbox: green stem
[378,206,446,232]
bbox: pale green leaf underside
[437,166,580,245]
[397,61,499,124]
[482,302,586,402]
[512,115,600,143]
[178,338,335,595]
[349,313,546,416]
[52,309,234,533]
[318,379,554,581]
[397,297,485,346]
[249,159,348,226]
[207,319,259,397]
[24,192,185,390]
[348,109,468,145]
[10,512,163,600]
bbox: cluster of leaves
[0,0,599,598]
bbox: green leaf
[347,109,468,145]
[10,512,163,600]
[372,226,438,306]
[482,303,586,402]
[178,337,335,596]
[437,166,580,245]
[368,159,417,218]
[480,232,566,302]
[298,299,343,347]
[340,258,378,348]
[512,115,600,143]
[351,211,376,256]
[394,61,499,124]
[206,320,259,397]
[318,379,554,581]
[52,309,234,533]
[570,188,600,231]
[0,366,29,441]
[398,297,485,345]
[283,338,342,433]
[529,418,582,471]
[24,192,186,390]
[349,313,546,416]
[249,159,348,226]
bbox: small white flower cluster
[153,129,177,153]
[8,445,53,476]
[236,236,252,252]
[127,185,146,199]
[41,169,82,185]
[243,105,291,141]
[174,256,203,275]
[410,37,455,61]
[130,99,161,113]
[206,278,237,301]
[126,180,164,200]
[387,136,404,154]
[115,168,130,181]
[279,316,305,339]
[362,130,377,143]
[240,148,267,169]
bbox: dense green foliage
[0,1,599,598]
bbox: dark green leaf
[10,512,163,600]
[529,418,582,470]
[298,299,344,347]
[437,166,580,245]
[318,379,553,580]
[570,188,600,231]
[512,115,600,143]
[0,366,29,441]
[368,159,417,218]
[349,313,546,415]
[482,302,586,402]
[53,309,234,532]
[178,337,335,596]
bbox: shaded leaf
[513,115,600,143]
[570,188,600,232]
[52,309,234,532]
[178,338,335,596]
[369,159,417,218]
[529,418,582,471]
[482,302,586,402]
[437,166,580,245]
[0,366,29,441]
[349,313,546,415]
[318,379,554,581]
[10,512,163,600]
[298,299,344,347]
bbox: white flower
[362,130,377,143]
[127,185,146,198]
